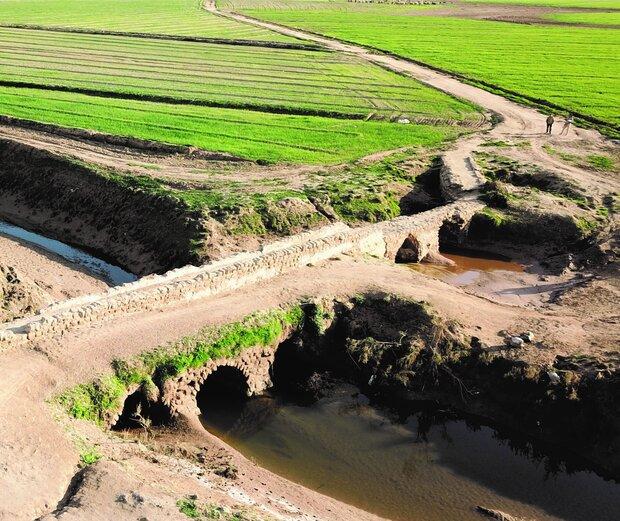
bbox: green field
[0,27,478,120]
[0,0,297,41]
[546,12,620,25]
[0,86,461,163]
[461,0,619,7]
[240,5,620,129]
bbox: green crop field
[461,0,620,8]
[0,86,460,163]
[0,27,478,120]
[239,4,620,131]
[546,12,620,25]
[0,0,297,41]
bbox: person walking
[560,113,574,136]
[545,114,555,134]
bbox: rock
[397,118,410,124]
[509,336,524,348]
[521,331,534,343]
[476,505,520,521]
[470,336,487,353]
[422,250,457,266]
[547,371,561,384]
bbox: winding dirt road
[211,2,613,197]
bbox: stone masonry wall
[0,201,482,349]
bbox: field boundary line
[0,114,248,161]
[0,81,483,128]
[0,24,326,51]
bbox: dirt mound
[0,264,51,322]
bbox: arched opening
[196,366,250,418]
[197,365,266,436]
[395,235,424,263]
[272,337,329,403]
[112,390,170,431]
[439,219,466,251]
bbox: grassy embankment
[468,151,615,250]
[58,305,305,424]
[239,2,620,136]
[93,144,443,234]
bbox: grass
[57,306,305,424]
[177,497,258,520]
[586,154,616,171]
[0,0,297,41]
[545,12,620,26]
[0,86,461,164]
[543,144,617,172]
[0,27,480,120]
[478,206,508,227]
[79,447,102,467]
[461,0,620,8]
[240,5,620,131]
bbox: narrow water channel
[0,220,136,285]
[200,384,620,521]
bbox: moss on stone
[57,305,306,424]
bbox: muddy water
[0,220,136,285]
[201,384,620,521]
[408,248,524,285]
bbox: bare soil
[402,1,619,29]
[0,235,107,322]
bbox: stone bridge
[0,199,483,349]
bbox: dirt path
[212,4,611,197]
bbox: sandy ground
[0,234,108,301]
[0,234,108,322]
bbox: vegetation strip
[0,80,373,121]
[0,24,323,51]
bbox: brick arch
[162,345,277,417]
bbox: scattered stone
[547,371,561,384]
[214,464,238,480]
[397,118,411,124]
[475,505,522,521]
[521,331,534,343]
[509,336,524,348]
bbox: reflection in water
[201,384,620,521]
[408,248,524,285]
[0,220,136,285]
